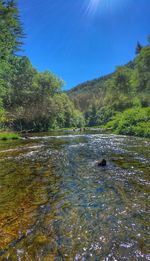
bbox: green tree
[147,35,150,45]
[0,0,24,60]
[135,41,143,55]
[132,46,150,94]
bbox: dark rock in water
[22,136,28,140]
[98,159,107,167]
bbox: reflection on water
[0,132,150,260]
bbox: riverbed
[0,131,150,260]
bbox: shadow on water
[0,131,150,260]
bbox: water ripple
[0,132,149,260]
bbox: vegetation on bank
[0,132,20,140]
[103,107,150,138]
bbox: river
[0,131,150,260]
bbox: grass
[0,132,21,140]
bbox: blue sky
[17,0,150,90]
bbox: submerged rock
[98,159,107,167]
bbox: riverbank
[0,132,21,140]
[1,115,149,141]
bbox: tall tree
[0,0,24,60]
[148,35,150,45]
[135,41,143,55]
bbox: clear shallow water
[0,131,150,260]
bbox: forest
[0,0,150,137]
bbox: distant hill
[68,73,113,96]
[67,61,135,112]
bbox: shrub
[0,132,20,140]
[104,107,150,138]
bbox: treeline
[69,38,150,137]
[0,0,85,132]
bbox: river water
[0,131,150,260]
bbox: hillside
[67,44,150,137]
[68,61,135,112]
[68,61,134,96]
[68,73,113,96]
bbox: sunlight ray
[84,0,121,17]
[87,0,100,15]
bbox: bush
[0,132,20,140]
[104,107,150,138]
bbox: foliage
[131,46,150,93]
[0,132,20,140]
[135,41,143,55]
[0,0,23,59]
[68,39,150,137]
[0,108,7,129]
[0,0,84,132]
[104,107,150,138]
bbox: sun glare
[86,0,101,15]
[85,0,121,17]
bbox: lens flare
[86,0,101,15]
[85,0,123,17]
